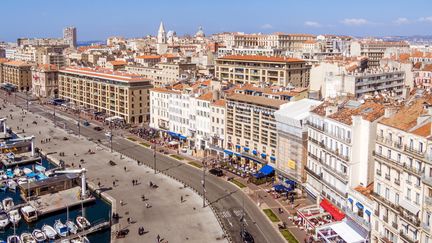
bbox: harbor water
[0,158,112,242]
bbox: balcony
[394,179,400,185]
[402,163,421,176]
[422,175,432,187]
[376,169,382,176]
[373,151,403,171]
[425,196,432,207]
[383,215,388,223]
[392,222,398,230]
[422,222,430,231]
[306,121,324,132]
[305,166,322,179]
[404,145,425,159]
[308,152,322,163]
[321,162,349,183]
[385,174,391,180]
[345,209,371,231]
[399,230,419,243]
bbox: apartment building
[216,47,284,58]
[126,63,197,86]
[274,99,322,184]
[215,55,310,87]
[149,81,217,151]
[305,98,384,209]
[58,67,152,124]
[326,68,406,98]
[224,33,315,51]
[209,99,226,157]
[223,85,307,167]
[350,41,410,67]
[371,95,432,243]
[2,61,33,91]
[31,64,59,98]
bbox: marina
[0,120,112,242]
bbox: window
[407,188,411,200]
[416,193,420,205]
[377,183,381,194]
[420,142,424,152]
[395,193,399,204]
[385,188,390,199]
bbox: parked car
[209,168,224,177]
[93,126,103,131]
[240,230,254,243]
[82,121,90,126]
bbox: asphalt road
[4,93,286,243]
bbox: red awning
[320,199,345,221]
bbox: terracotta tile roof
[412,122,431,137]
[4,61,33,67]
[227,93,288,109]
[380,96,432,131]
[60,66,151,83]
[218,55,304,63]
[354,182,374,199]
[212,99,226,107]
[197,92,213,101]
[108,60,127,66]
[423,64,432,72]
[77,45,104,52]
[35,64,58,71]
[413,62,422,69]
[136,55,161,59]
[150,87,181,94]
[311,99,384,125]
[0,58,9,64]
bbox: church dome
[195,26,205,38]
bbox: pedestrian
[120,200,124,206]
[180,195,183,203]
[124,166,127,172]
[98,181,101,188]
[157,234,161,242]
[113,181,116,187]
[127,217,130,224]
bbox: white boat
[66,220,79,234]
[20,206,37,223]
[13,168,22,177]
[2,197,14,211]
[8,210,21,225]
[7,180,17,192]
[0,171,7,180]
[34,165,46,173]
[41,225,57,240]
[75,216,90,230]
[6,235,20,243]
[19,233,35,243]
[31,229,46,243]
[60,240,70,243]
[17,178,28,185]
[54,220,69,237]
[70,236,89,243]
[0,211,9,229]
[22,168,32,176]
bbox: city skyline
[2,0,432,42]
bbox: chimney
[325,106,337,116]
[384,107,397,118]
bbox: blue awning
[348,198,353,203]
[273,184,292,192]
[234,153,242,157]
[253,150,258,155]
[244,147,250,152]
[365,209,371,216]
[356,202,364,210]
[259,164,274,176]
[285,179,296,187]
[224,150,233,156]
[235,145,241,149]
[270,156,276,161]
[179,135,187,140]
[168,131,178,138]
[261,153,267,159]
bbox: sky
[1,0,432,42]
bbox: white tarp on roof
[330,222,365,243]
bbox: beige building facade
[31,64,59,98]
[2,61,33,91]
[58,67,152,124]
[215,55,310,87]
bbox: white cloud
[341,18,369,26]
[304,21,321,27]
[419,16,432,23]
[394,17,409,25]
[260,24,273,29]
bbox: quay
[1,154,42,167]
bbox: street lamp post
[153,143,157,174]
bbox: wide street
[3,92,286,243]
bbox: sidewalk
[125,133,313,242]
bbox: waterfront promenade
[0,101,228,243]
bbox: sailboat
[54,220,69,237]
[8,209,21,225]
[0,211,9,229]
[31,229,46,243]
[19,233,35,243]
[7,220,20,243]
[2,197,14,211]
[66,205,78,234]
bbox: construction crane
[53,168,88,199]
